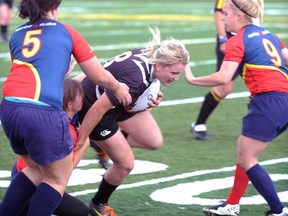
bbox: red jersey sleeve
[64,24,95,63]
[275,35,287,49]
[224,30,245,63]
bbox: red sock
[226,163,249,204]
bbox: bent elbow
[220,78,231,85]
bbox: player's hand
[184,64,195,84]
[220,42,226,54]
[65,60,77,77]
[146,91,163,111]
[114,82,132,106]
[75,141,85,151]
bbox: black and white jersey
[82,48,154,107]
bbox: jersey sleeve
[64,24,95,63]
[224,32,245,63]
[275,34,287,49]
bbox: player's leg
[90,139,111,169]
[0,155,42,215]
[89,131,134,216]
[237,135,286,215]
[202,163,248,216]
[118,110,163,149]
[239,93,288,214]
[54,192,90,216]
[226,164,249,205]
[26,152,74,215]
[192,81,234,140]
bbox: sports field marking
[60,13,213,21]
[1,32,287,61]
[69,157,288,206]
[151,174,288,205]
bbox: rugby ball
[126,79,161,113]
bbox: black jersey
[82,48,154,107]
[79,48,155,140]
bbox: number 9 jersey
[224,24,288,96]
[3,18,95,110]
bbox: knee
[147,134,163,150]
[237,159,258,171]
[152,136,164,150]
[213,85,232,98]
[116,158,135,175]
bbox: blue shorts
[11,163,17,180]
[0,99,74,166]
[242,92,288,142]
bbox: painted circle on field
[67,160,168,186]
[150,174,288,205]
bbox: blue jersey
[224,24,288,96]
[3,18,95,109]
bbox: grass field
[0,0,288,215]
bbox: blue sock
[247,164,284,213]
[0,171,36,215]
[27,182,62,216]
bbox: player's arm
[214,8,227,53]
[72,72,86,82]
[78,58,131,106]
[75,93,113,150]
[184,61,238,87]
[282,47,288,67]
[215,10,227,40]
[65,60,77,77]
[72,137,90,168]
[66,25,131,106]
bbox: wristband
[218,35,228,44]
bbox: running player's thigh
[96,131,134,166]
[119,111,163,144]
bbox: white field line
[70,157,288,196]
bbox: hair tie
[231,0,255,18]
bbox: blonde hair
[141,27,190,66]
[228,0,264,23]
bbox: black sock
[195,89,222,125]
[121,130,128,138]
[92,177,118,205]
[0,172,36,215]
[54,192,89,216]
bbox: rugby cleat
[97,151,112,170]
[265,207,288,216]
[90,139,112,170]
[190,123,208,140]
[202,200,240,216]
[88,201,117,216]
